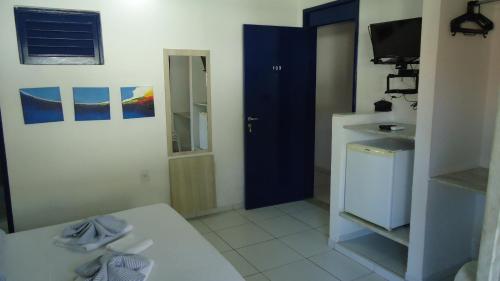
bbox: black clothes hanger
[451,1,495,38]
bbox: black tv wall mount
[385,64,419,95]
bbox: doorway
[243,25,316,209]
[243,0,359,209]
[314,22,356,204]
[0,110,14,233]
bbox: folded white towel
[106,234,154,254]
[54,224,133,252]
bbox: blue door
[244,25,316,209]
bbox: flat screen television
[369,17,422,64]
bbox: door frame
[303,0,360,112]
[0,111,14,233]
[243,25,317,209]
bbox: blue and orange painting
[120,86,155,119]
[73,87,110,121]
[20,87,64,124]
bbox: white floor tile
[279,229,331,257]
[246,273,270,281]
[290,207,329,227]
[189,219,212,234]
[316,225,330,235]
[222,250,259,277]
[264,260,339,281]
[309,251,371,281]
[255,215,311,237]
[354,273,387,281]
[217,223,273,249]
[202,232,232,253]
[239,206,286,223]
[237,240,303,271]
[275,201,318,214]
[202,211,249,231]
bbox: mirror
[164,50,211,156]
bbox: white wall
[480,6,500,167]
[0,0,300,231]
[301,0,423,124]
[410,0,500,280]
[477,95,500,281]
[315,22,355,171]
[300,0,331,10]
[428,0,493,176]
[356,0,422,124]
[477,10,500,279]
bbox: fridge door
[345,144,394,229]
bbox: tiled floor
[189,200,387,281]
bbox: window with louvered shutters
[14,7,104,65]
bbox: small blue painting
[73,87,111,121]
[20,87,64,124]
[121,86,155,119]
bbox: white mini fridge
[345,138,414,230]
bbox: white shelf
[337,233,408,279]
[344,123,416,140]
[432,167,489,194]
[194,103,208,107]
[340,212,410,247]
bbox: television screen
[369,17,422,63]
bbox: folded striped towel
[74,253,154,281]
[55,215,133,252]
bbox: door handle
[247,117,260,122]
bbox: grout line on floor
[194,201,384,281]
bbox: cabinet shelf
[337,233,407,280]
[340,212,410,247]
[344,123,416,140]
[431,167,489,194]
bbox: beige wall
[314,22,355,171]
[0,0,300,230]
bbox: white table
[0,204,244,281]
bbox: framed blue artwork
[73,87,110,121]
[120,86,155,119]
[20,87,64,124]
